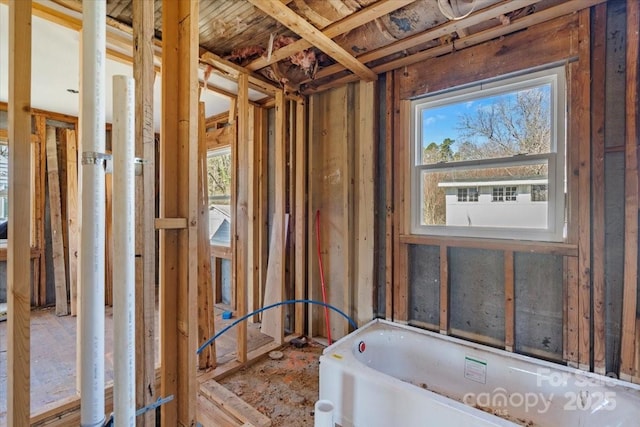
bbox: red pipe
[315,210,332,345]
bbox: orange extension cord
[315,210,332,345]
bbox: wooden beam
[246,0,416,71]
[294,100,306,334]
[261,91,287,343]
[504,251,515,352]
[398,234,578,256]
[355,81,375,326]
[384,72,394,321]
[392,93,410,322]
[199,51,279,95]
[310,0,543,83]
[590,3,607,375]
[577,9,592,372]
[246,0,376,81]
[65,130,79,316]
[205,126,233,151]
[133,0,157,423]
[199,382,271,427]
[155,218,188,230]
[621,0,640,382]
[105,172,113,306]
[566,256,579,367]
[257,108,269,324]
[247,104,260,323]
[46,126,69,316]
[308,0,605,94]
[439,245,448,334]
[235,73,250,363]
[160,0,199,424]
[197,102,215,370]
[35,116,48,307]
[7,1,32,424]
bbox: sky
[420,84,551,153]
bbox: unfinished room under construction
[1,0,640,426]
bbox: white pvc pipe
[112,75,136,426]
[314,400,335,427]
[80,1,106,426]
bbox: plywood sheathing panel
[307,85,354,340]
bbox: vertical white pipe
[113,75,136,426]
[80,1,106,426]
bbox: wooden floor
[0,303,272,425]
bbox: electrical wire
[197,299,357,355]
[315,210,333,345]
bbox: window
[411,66,566,241]
[492,187,504,202]
[207,147,232,247]
[531,184,548,202]
[457,187,478,202]
[492,186,517,202]
[0,143,7,220]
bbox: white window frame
[410,66,566,242]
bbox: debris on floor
[218,339,324,427]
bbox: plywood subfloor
[0,303,273,425]
[216,341,324,427]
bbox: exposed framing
[7,1,33,425]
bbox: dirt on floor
[218,339,325,427]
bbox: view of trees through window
[419,84,553,227]
[207,148,232,246]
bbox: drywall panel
[514,252,563,360]
[449,247,504,344]
[408,244,439,327]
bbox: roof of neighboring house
[438,177,548,188]
[209,204,231,246]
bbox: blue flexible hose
[197,299,357,355]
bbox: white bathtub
[319,319,640,427]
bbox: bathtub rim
[322,318,640,393]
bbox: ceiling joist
[246,0,377,82]
[246,0,417,72]
[310,0,543,84]
[308,0,607,94]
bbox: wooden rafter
[246,0,376,81]
[246,0,416,71]
[311,0,543,84]
[307,0,607,93]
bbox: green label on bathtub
[464,356,487,384]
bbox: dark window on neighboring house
[457,187,478,202]
[493,186,517,202]
[532,184,548,202]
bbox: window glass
[411,67,566,241]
